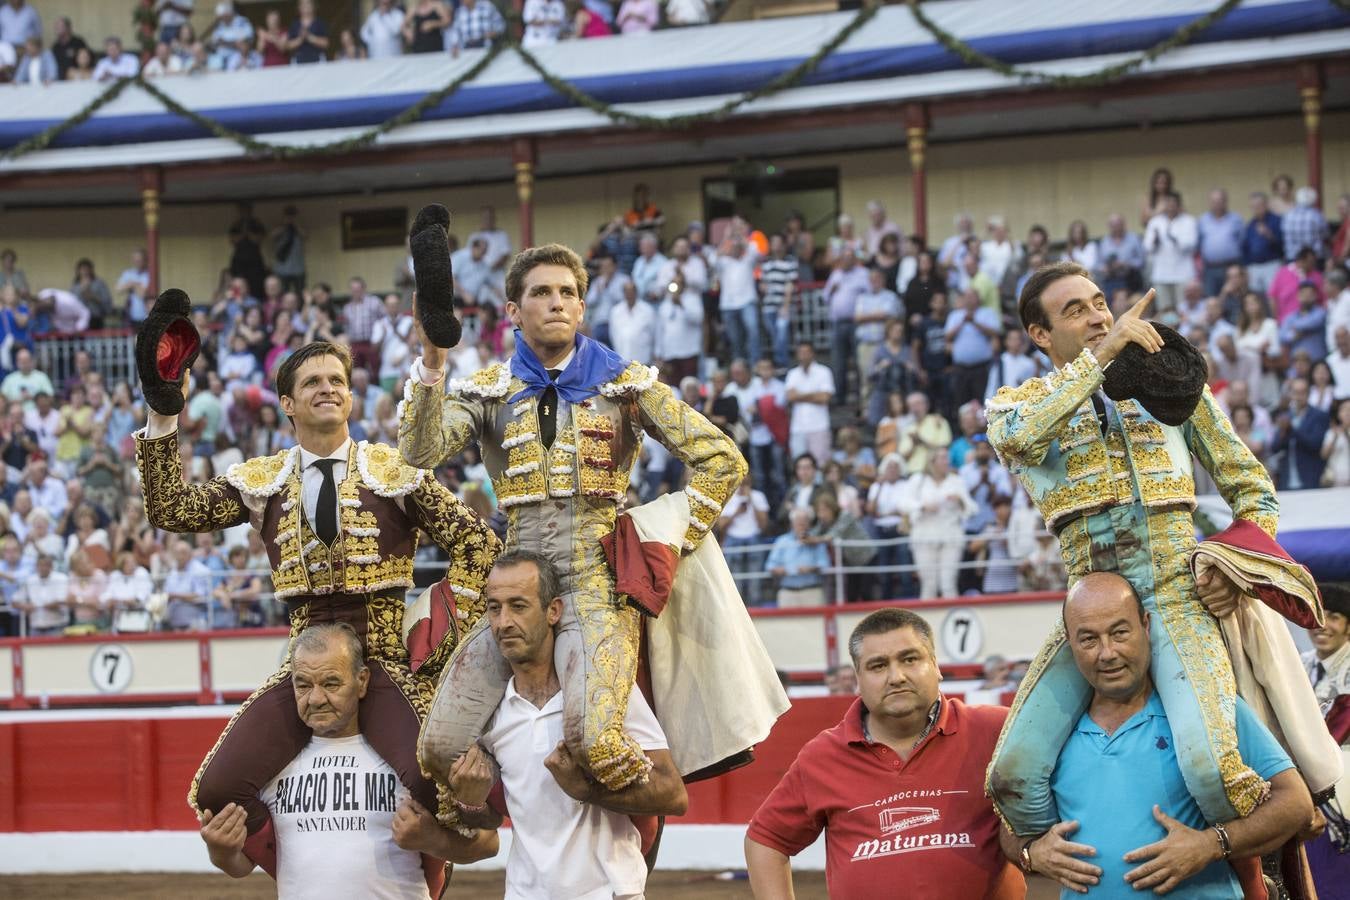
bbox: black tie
[1315,662,1326,685]
[540,369,562,449]
[312,458,339,545]
[1091,393,1109,437]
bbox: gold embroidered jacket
[985,348,1279,537]
[136,431,500,666]
[398,360,747,551]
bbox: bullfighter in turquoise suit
[985,263,1331,838]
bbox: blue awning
[2,0,1346,166]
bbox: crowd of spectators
[0,0,733,84]
[567,175,1350,609]
[0,165,1347,637]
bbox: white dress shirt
[482,678,666,900]
[609,299,657,365]
[299,438,352,537]
[655,293,703,361]
[1145,212,1200,285]
[361,6,405,58]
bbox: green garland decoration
[3,3,877,162]
[906,0,1244,88]
[2,76,137,160]
[134,38,507,159]
[511,1,880,130]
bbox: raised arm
[397,359,486,469]
[135,426,249,533]
[985,348,1102,473]
[634,370,748,550]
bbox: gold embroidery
[987,348,1104,472]
[1064,444,1110,482]
[1123,418,1166,445]
[570,507,651,790]
[575,406,625,501]
[406,477,499,641]
[136,431,247,532]
[1145,508,1263,818]
[1038,479,1116,530]
[357,442,423,497]
[224,448,297,496]
[547,440,577,497]
[1138,474,1197,510]
[447,362,511,398]
[597,360,659,397]
[1129,444,1174,475]
[188,664,294,815]
[633,378,746,549]
[499,415,549,506]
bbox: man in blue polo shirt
[1006,572,1312,898]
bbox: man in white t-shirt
[15,553,68,636]
[608,283,656,366]
[715,239,761,366]
[451,550,688,900]
[718,478,770,606]
[1143,191,1199,320]
[521,0,565,47]
[199,623,497,898]
[783,341,834,468]
[360,0,405,58]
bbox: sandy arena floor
[0,871,1065,898]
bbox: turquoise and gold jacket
[985,348,1278,542]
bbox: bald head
[1063,572,1145,631]
[1064,572,1153,702]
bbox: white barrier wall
[0,595,1062,708]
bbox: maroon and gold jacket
[136,430,499,673]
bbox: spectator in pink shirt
[1269,246,1325,323]
[617,0,659,34]
[573,4,613,37]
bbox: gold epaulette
[985,373,1052,412]
[598,361,659,398]
[224,448,300,498]
[447,362,512,399]
[356,442,425,498]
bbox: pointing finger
[1125,289,1156,320]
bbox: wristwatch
[1019,835,1039,874]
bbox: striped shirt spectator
[342,285,384,344]
[448,0,505,52]
[1283,187,1329,261]
[760,254,799,310]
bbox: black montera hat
[410,203,461,350]
[1102,321,1206,426]
[136,288,201,416]
[1323,583,1350,619]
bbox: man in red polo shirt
[745,608,1025,899]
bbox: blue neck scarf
[508,330,628,404]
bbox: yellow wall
[4,111,1346,297]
